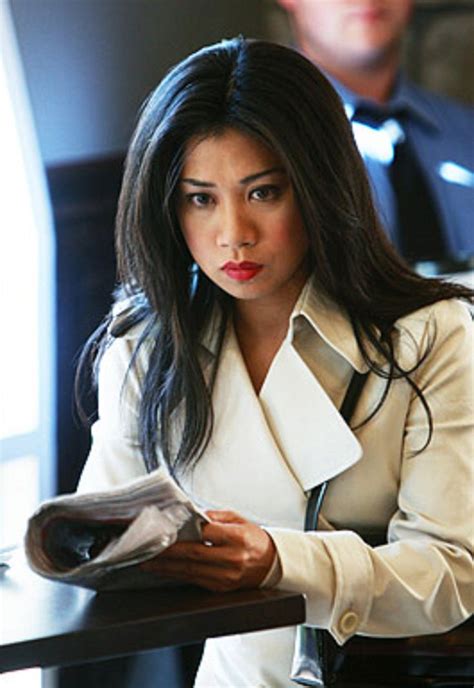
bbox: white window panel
[0,668,41,688]
[0,455,40,550]
[0,3,41,440]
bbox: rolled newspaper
[25,469,209,590]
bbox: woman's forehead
[181,128,284,179]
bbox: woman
[78,38,473,687]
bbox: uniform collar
[328,72,440,133]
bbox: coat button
[338,610,359,635]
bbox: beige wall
[403,1,474,104]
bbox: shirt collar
[327,72,440,132]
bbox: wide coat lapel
[259,336,362,491]
[188,323,362,530]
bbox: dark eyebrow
[180,167,286,188]
[239,167,286,184]
[180,178,216,188]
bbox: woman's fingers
[142,554,247,590]
[205,509,247,524]
[202,521,246,546]
[155,538,235,565]
[140,510,277,591]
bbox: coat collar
[200,276,373,374]
[192,279,367,503]
[288,276,371,374]
[189,320,363,524]
[258,329,363,491]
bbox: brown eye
[250,185,281,201]
[188,192,213,207]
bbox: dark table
[0,556,305,673]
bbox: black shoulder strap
[304,371,369,532]
[339,371,369,424]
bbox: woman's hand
[141,510,276,592]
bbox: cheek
[302,0,337,30]
[271,217,309,257]
[387,0,413,33]
[180,227,213,267]
[395,0,413,21]
[179,217,201,253]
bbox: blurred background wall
[9,0,271,165]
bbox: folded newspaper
[25,470,209,591]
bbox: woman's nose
[217,202,257,248]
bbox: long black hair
[77,37,473,476]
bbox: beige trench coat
[79,281,473,687]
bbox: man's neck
[298,40,400,105]
[323,62,397,104]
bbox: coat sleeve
[77,333,147,493]
[266,300,473,645]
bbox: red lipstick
[222,261,263,281]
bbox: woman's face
[177,128,310,313]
